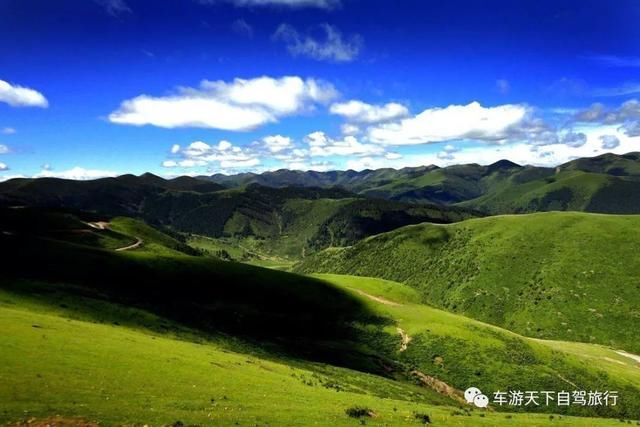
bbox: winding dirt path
[87,221,109,230]
[616,350,640,365]
[115,238,143,252]
[348,289,411,351]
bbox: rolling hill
[295,212,640,354]
[1,212,638,424]
[0,177,478,260]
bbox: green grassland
[0,176,478,261]
[3,287,632,426]
[2,209,638,424]
[315,274,640,419]
[295,212,640,354]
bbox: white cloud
[575,99,640,138]
[345,157,384,171]
[231,19,253,38]
[1,127,16,135]
[199,0,339,8]
[0,144,9,154]
[560,132,587,148]
[33,166,118,180]
[0,162,8,171]
[367,101,529,145]
[109,76,337,131]
[166,140,262,170]
[435,144,459,161]
[377,125,640,169]
[305,131,385,157]
[162,160,178,168]
[287,160,333,171]
[600,134,620,149]
[0,80,48,108]
[170,144,181,154]
[261,135,294,153]
[273,23,362,62]
[340,123,360,136]
[330,100,409,124]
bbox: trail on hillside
[115,238,143,252]
[87,221,109,230]
[348,289,411,351]
[352,289,402,307]
[410,370,467,405]
[616,350,640,365]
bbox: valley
[2,151,640,426]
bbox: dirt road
[115,238,143,252]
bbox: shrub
[414,412,431,424]
[345,406,373,418]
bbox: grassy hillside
[459,170,640,214]
[3,286,631,426]
[317,274,640,420]
[0,177,478,260]
[0,207,197,256]
[295,212,640,354]
[2,212,638,423]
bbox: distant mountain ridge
[0,173,477,259]
[203,152,640,213]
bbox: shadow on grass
[1,231,393,373]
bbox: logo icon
[465,387,489,408]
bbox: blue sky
[1,0,640,179]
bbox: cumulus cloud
[109,76,337,131]
[273,24,362,62]
[231,19,253,38]
[340,123,360,136]
[436,144,459,160]
[1,127,16,135]
[620,121,640,137]
[575,99,640,137]
[305,131,385,157]
[0,80,48,108]
[287,160,334,171]
[560,132,587,148]
[261,135,294,153]
[330,100,409,124]
[600,134,620,149]
[367,101,529,145]
[164,140,261,170]
[33,166,118,180]
[0,162,8,171]
[198,0,339,8]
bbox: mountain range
[204,152,640,214]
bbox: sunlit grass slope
[0,287,632,426]
[315,274,640,420]
[296,212,640,354]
